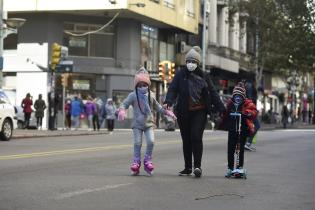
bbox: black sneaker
[178,168,192,176]
[193,168,202,178]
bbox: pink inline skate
[130,157,141,176]
[144,155,154,176]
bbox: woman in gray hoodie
[118,67,176,176]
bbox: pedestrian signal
[61,73,69,87]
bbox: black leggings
[227,131,247,169]
[24,112,31,128]
[107,119,114,131]
[177,109,207,169]
[36,117,43,127]
[93,115,100,131]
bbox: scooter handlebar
[230,112,241,117]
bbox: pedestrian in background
[309,108,313,124]
[93,98,100,131]
[71,96,83,130]
[163,46,225,178]
[64,99,72,129]
[34,94,46,130]
[84,96,97,131]
[244,80,260,151]
[105,98,117,133]
[99,100,107,129]
[21,93,33,129]
[281,104,289,129]
[117,67,176,176]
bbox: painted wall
[5,0,199,34]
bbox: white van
[0,90,17,140]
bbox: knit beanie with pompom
[185,46,201,64]
[134,67,151,87]
[232,82,246,100]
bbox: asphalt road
[0,129,314,210]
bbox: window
[185,0,195,17]
[164,0,175,9]
[63,23,115,58]
[4,34,17,50]
[141,24,158,72]
[159,42,175,61]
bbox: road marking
[0,137,225,161]
[55,183,133,200]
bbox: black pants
[36,117,43,127]
[65,114,71,128]
[227,131,247,170]
[177,109,207,169]
[107,119,114,131]
[93,115,100,131]
[24,112,31,128]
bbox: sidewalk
[13,129,109,139]
[260,122,315,130]
[12,122,315,139]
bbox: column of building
[239,18,247,54]
[229,12,240,51]
[217,5,229,47]
[208,0,217,45]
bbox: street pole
[0,0,4,88]
[202,0,208,72]
[313,74,315,124]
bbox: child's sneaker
[238,167,244,174]
[144,155,154,176]
[130,158,141,176]
[225,168,233,178]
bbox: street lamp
[0,0,26,87]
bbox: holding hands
[164,109,177,121]
[118,109,127,121]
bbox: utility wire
[64,12,120,37]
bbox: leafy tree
[234,0,315,86]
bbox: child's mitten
[164,110,177,121]
[118,109,126,121]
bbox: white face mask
[186,63,197,71]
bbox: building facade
[3,0,200,128]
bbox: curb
[12,131,109,139]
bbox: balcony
[207,44,254,72]
[217,0,228,6]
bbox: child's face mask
[233,95,243,105]
[137,86,148,94]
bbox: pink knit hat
[134,67,151,87]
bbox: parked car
[15,106,37,129]
[0,90,17,140]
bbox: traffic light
[51,43,61,71]
[169,62,175,80]
[158,62,165,81]
[50,43,68,71]
[61,73,69,87]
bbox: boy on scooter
[219,82,258,178]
